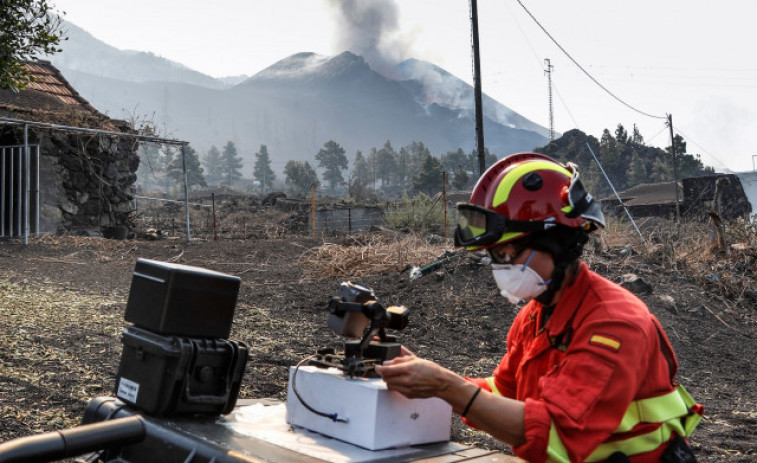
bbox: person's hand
[374,355,453,399]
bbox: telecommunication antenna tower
[544,58,555,141]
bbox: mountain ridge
[45,20,550,175]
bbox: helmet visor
[454,203,549,248]
[454,204,505,247]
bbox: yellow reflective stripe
[615,385,695,433]
[484,377,502,396]
[544,385,702,462]
[492,161,571,208]
[545,422,570,463]
[586,419,686,462]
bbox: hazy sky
[50,0,757,172]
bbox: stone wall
[35,130,139,237]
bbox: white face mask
[491,251,551,304]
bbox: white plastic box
[286,366,452,450]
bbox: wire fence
[131,193,459,242]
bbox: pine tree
[626,151,648,186]
[375,140,398,188]
[352,150,371,185]
[315,140,348,193]
[284,160,320,196]
[203,145,224,186]
[167,145,207,191]
[220,141,243,186]
[615,124,629,145]
[631,125,645,146]
[412,154,444,196]
[253,144,276,192]
[650,156,670,182]
[451,165,470,191]
[348,151,372,202]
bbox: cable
[514,0,666,121]
[585,142,646,243]
[291,356,349,423]
[672,126,734,172]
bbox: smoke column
[326,0,410,76]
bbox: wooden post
[471,0,486,176]
[311,184,315,237]
[442,171,448,239]
[667,114,681,224]
[212,193,217,241]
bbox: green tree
[599,129,622,179]
[631,124,645,146]
[220,141,243,186]
[403,141,431,179]
[352,150,370,185]
[1,0,64,90]
[412,154,444,195]
[253,144,276,192]
[451,164,470,191]
[167,145,207,191]
[315,140,348,192]
[615,124,629,145]
[284,160,320,196]
[375,140,398,188]
[650,156,670,182]
[626,151,648,187]
[203,145,223,186]
[348,150,372,200]
[466,148,498,177]
[666,134,687,158]
[441,148,468,174]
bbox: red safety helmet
[455,153,605,251]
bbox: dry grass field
[0,207,755,462]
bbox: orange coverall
[467,262,702,462]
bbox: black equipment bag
[115,326,247,417]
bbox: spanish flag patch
[589,332,621,352]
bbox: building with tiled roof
[0,60,126,131]
[0,60,139,238]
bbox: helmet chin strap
[529,227,589,306]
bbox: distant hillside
[49,21,226,89]
[44,22,549,176]
[536,128,713,197]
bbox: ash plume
[326,0,411,77]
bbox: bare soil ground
[0,209,755,462]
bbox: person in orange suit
[377,153,703,462]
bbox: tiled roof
[23,60,89,107]
[0,60,120,130]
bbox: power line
[673,126,734,172]
[514,0,667,121]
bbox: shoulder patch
[589,332,621,352]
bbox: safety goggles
[454,203,553,248]
[488,241,531,265]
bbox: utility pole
[544,59,555,142]
[470,0,486,176]
[667,114,681,224]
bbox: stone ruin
[1,126,140,239]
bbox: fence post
[348,208,352,232]
[442,171,448,239]
[311,184,315,237]
[212,193,217,241]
